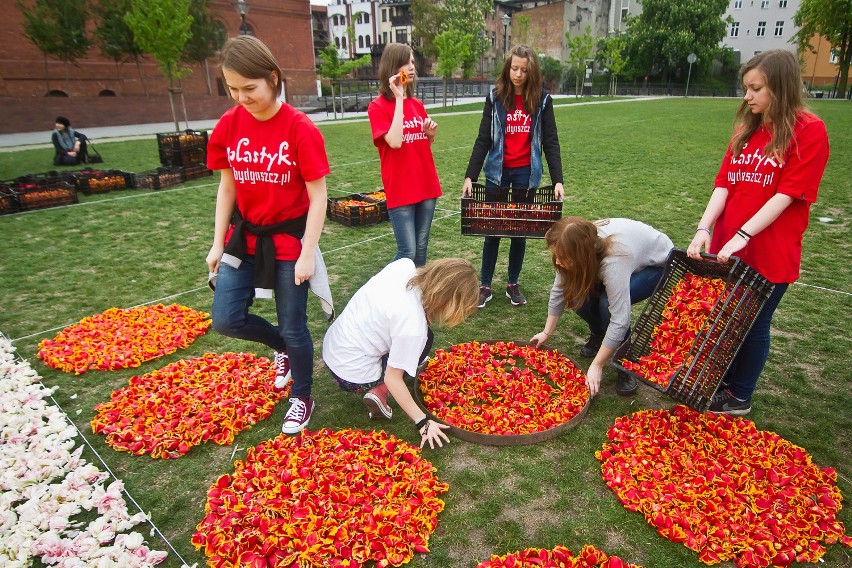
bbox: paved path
[0,96,488,151]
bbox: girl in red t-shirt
[205,36,331,435]
[688,49,829,416]
[367,43,442,267]
[462,45,565,310]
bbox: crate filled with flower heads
[180,163,214,181]
[0,182,20,215]
[9,179,78,211]
[74,168,133,195]
[461,183,561,238]
[357,190,388,221]
[327,193,383,227]
[612,248,775,412]
[130,166,184,190]
[157,130,208,167]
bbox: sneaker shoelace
[285,397,307,421]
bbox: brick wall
[1,0,319,133]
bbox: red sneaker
[281,397,315,434]
[363,383,392,420]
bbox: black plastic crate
[130,167,184,190]
[180,163,214,181]
[461,183,561,238]
[74,169,131,195]
[159,145,207,167]
[157,130,208,166]
[14,181,78,211]
[358,190,388,220]
[327,194,383,226]
[0,184,19,215]
[612,249,775,412]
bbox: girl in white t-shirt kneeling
[322,258,478,449]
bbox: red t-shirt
[367,96,442,209]
[207,104,330,260]
[711,112,829,283]
[503,94,532,169]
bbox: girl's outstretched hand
[419,419,451,449]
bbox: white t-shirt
[322,258,428,382]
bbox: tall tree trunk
[64,61,71,94]
[330,82,338,120]
[167,79,180,132]
[135,56,149,96]
[43,55,50,93]
[179,78,190,129]
[442,77,447,107]
[203,59,212,96]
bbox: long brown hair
[496,45,542,115]
[378,43,415,100]
[545,217,615,310]
[218,36,283,98]
[408,258,478,327]
[731,49,806,160]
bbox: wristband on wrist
[736,228,752,240]
[415,416,429,433]
[696,226,711,235]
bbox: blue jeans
[211,257,313,398]
[481,166,532,286]
[388,198,437,267]
[724,283,788,400]
[575,267,665,340]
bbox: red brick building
[0,0,319,134]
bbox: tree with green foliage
[794,0,852,98]
[565,26,595,97]
[182,0,226,95]
[539,55,564,93]
[433,29,472,106]
[622,0,729,83]
[17,0,91,93]
[93,0,149,94]
[411,0,491,75]
[597,34,629,96]
[124,0,194,131]
[318,44,371,119]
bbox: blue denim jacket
[482,90,551,188]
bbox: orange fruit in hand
[399,70,408,85]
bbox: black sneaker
[708,389,751,416]
[478,286,493,308]
[505,283,527,306]
[580,334,604,357]
[615,370,637,396]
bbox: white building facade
[721,0,801,62]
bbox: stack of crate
[156,130,212,181]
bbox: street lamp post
[235,0,250,35]
[501,13,511,56]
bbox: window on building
[382,9,386,22]
[363,14,369,24]
[342,36,347,49]
[383,31,388,43]
[734,0,742,9]
[334,37,340,48]
[829,50,838,64]
[621,8,628,20]
[756,21,766,36]
[366,36,371,47]
[760,0,769,8]
[774,21,784,36]
[358,35,363,48]
[730,21,740,37]
[779,0,787,6]
[395,29,407,44]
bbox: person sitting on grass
[51,116,87,166]
[322,257,478,449]
[530,217,674,397]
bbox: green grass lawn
[0,97,850,568]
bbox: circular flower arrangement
[37,304,210,374]
[191,428,448,568]
[476,544,643,567]
[596,405,852,567]
[621,274,725,388]
[418,341,589,439]
[92,352,285,459]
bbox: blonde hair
[219,36,283,98]
[545,217,615,310]
[378,43,415,100]
[496,45,542,115]
[408,258,478,327]
[731,49,806,160]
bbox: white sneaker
[273,351,292,390]
[281,397,315,434]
